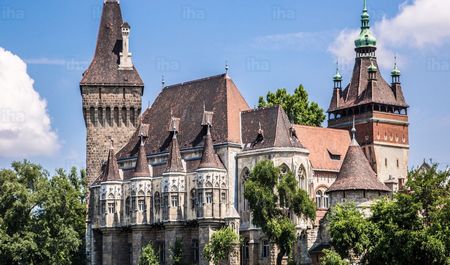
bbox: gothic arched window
[298,165,307,191]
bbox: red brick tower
[327,1,409,191]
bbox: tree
[0,161,87,265]
[203,226,240,265]
[326,163,450,265]
[321,249,350,265]
[170,238,183,265]
[139,243,159,265]
[258,84,326,127]
[244,160,316,265]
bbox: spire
[351,116,359,146]
[354,0,377,52]
[165,117,184,173]
[101,138,121,182]
[162,75,166,88]
[80,0,143,86]
[199,111,224,169]
[333,61,343,89]
[391,56,401,84]
[132,133,150,177]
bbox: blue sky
[0,0,449,171]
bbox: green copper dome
[355,0,377,49]
[333,69,343,81]
[391,63,401,76]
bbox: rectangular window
[198,192,203,205]
[192,239,199,262]
[108,202,115,214]
[262,241,270,258]
[171,195,179,207]
[206,192,213,204]
[221,192,226,203]
[138,199,145,211]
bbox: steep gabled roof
[117,74,250,160]
[241,106,303,150]
[327,139,390,193]
[328,58,408,112]
[80,0,143,86]
[294,125,350,172]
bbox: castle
[82,1,409,264]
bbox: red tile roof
[294,125,350,172]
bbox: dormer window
[328,149,341,161]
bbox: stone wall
[81,85,143,185]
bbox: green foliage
[203,226,240,265]
[327,163,450,265]
[321,249,350,265]
[326,203,372,260]
[258,84,326,127]
[244,160,316,265]
[0,161,87,265]
[170,238,183,265]
[139,243,159,265]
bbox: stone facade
[82,86,142,185]
[83,1,409,265]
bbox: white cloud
[329,0,450,69]
[0,47,60,158]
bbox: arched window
[298,165,307,191]
[106,107,112,127]
[125,196,131,215]
[316,190,323,209]
[114,107,119,126]
[122,107,127,126]
[90,107,96,126]
[316,189,330,209]
[98,107,104,126]
[138,191,145,212]
[154,192,160,214]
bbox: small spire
[225,61,229,75]
[363,0,367,11]
[139,132,145,147]
[162,75,165,88]
[133,132,150,178]
[368,58,378,72]
[351,116,359,146]
[333,61,343,81]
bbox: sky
[0,0,449,172]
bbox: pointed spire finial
[225,61,229,74]
[162,75,165,88]
[139,132,145,147]
[351,116,359,146]
[363,0,367,11]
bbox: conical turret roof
[198,126,225,169]
[327,125,390,193]
[165,131,184,173]
[94,140,121,184]
[132,135,150,177]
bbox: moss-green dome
[391,64,401,76]
[368,60,378,72]
[355,0,377,49]
[333,70,343,81]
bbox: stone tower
[327,0,409,192]
[80,0,144,185]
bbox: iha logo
[0,6,25,20]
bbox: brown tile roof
[327,140,390,193]
[117,74,250,160]
[93,145,121,185]
[241,106,303,150]
[132,137,150,177]
[198,126,225,169]
[294,125,350,172]
[80,1,143,87]
[328,57,408,112]
[165,132,185,173]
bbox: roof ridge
[164,74,226,89]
